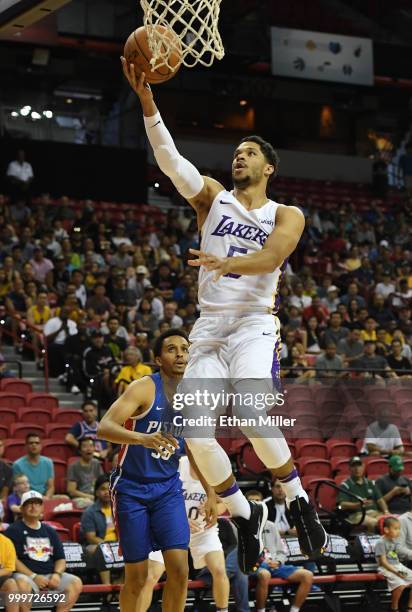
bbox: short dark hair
[79,437,95,448]
[94,474,110,496]
[25,433,41,443]
[153,329,189,358]
[239,135,280,179]
[81,401,97,411]
[383,516,399,529]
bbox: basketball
[124,25,182,84]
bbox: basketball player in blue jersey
[98,329,217,612]
[121,59,328,570]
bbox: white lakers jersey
[179,456,207,533]
[198,190,286,313]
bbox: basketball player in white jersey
[121,58,328,571]
[138,455,230,612]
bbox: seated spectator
[391,278,412,309]
[7,475,30,522]
[43,306,77,378]
[360,317,377,342]
[5,278,32,349]
[337,325,364,365]
[289,281,312,310]
[102,316,127,361]
[114,347,152,395]
[26,291,52,368]
[321,285,340,313]
[0,532,20,610]
[161,300,183,328]
[80,475,116,585]
[369,294,397,327]
[13,434,54,498]
[315,343,344,378]
[280,345,315,383]
[353,341,395,379]
[6,149,33,200]
[85,284,113,321]
[337,456,388,532]
[399,505,412,551]
[322,312,349,347]
[302,296,329,325]
[375,272,396,299]
[0,354,13,380]
[135,332,155,363]
[134,298,159,336]
[387,339,412,377]
[250,516,313,612]
[340,281,366,308]
[362,407,404,456]
[110,271,137,306]
[5,490,82,611]
[0,440,13,505]
[376,455,412,515]
[29,247,54,285]
[65,401,108,460]
[264,480,296,536]
[374,517,412,612]
[66,438,103,507]
[82,329,116,410]
[64,317,91,394]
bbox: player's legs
[162,549,189,612]
[121,561,150,612]
[204,550,230,611]
[286,568,313,611]
[136,557,165,612]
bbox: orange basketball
[124,25,182,84]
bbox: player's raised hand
[138,431,179,454]
[120,57,153,101]
[188,249,229,281]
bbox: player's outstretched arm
[188,205,305,279]
[121,58,224,223]
[98,377,178,452]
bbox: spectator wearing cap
[376,456,412,515]
[337,456,388,532]
[79,474,117,585]
[321,285,340,313]
[5,490,82,610]
[65,401,108,459]
[13,434,54,499]
[114,347,152,395]
[129,265,151,298]
[362,407,404,456]
[43,306,77,378]
[337,325,364,365]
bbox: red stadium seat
[327,441,357,457]
[366,458,388,479]
[26,393,59,410]
[53,459,68,494]
[45,423,70,440]
[330,457,350,475]
[295,440,327,458]
[42,441,75,462]
[0,379,32,396]
[9,423,45,438]
[53,409,81,425]
[44,522,70,542]
[43,498,68,520]
[4,439,25,461]
[334,474,348,486]
[18,408,53,426]
[299,458,331,477]
[0,425,8,439]
[0,409,17,427]
[237,443,270,479]
[301,476,334,504]
[72,521,81,543]
[52,510,83,534]
[0,393,25,409]
[365,388,392,404]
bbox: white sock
[220,486,251,519]
[291,606,300,612]
[280,476,309,505]
[257,609,265,612]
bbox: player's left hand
[199,497,218,528]
[188,249,230,281]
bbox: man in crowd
[66,438,103,507]
[315,343,344,378]
[80,474,116,585]
[337,325,364,366]
[353,341,396,380]
[376,455,412,515]
[264,480,296,536]
[337,456,388,532]
[6,149,33,200]
[362,407,404,456]
[65,401,109,460]
[5,490,82,611]
[0,439,13,505]
[114,347,152,395]
[13,434,54,498]
[43,306,77,378]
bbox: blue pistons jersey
[111,372,184,488]
[109,372,190,563]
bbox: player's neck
[233,184,268,210]
[160,371,181,401]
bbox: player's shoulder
[276,203,305,219]
[126,374,156,400]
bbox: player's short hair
[383,516,399,529]
[154,329,189,358]
[239,135,280,179]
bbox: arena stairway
[0,344,79,409]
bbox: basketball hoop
[140,0,224,71]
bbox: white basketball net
[140,0,225,71]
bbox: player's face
[232,142,272,189]
[158,336,189,376]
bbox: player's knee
[165,562,189,583]
[210,564,227,581]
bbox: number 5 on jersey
[225,245,248,278]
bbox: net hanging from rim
[140,0,224,70]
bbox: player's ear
[264,164,275,178]
[155,356,162,367]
